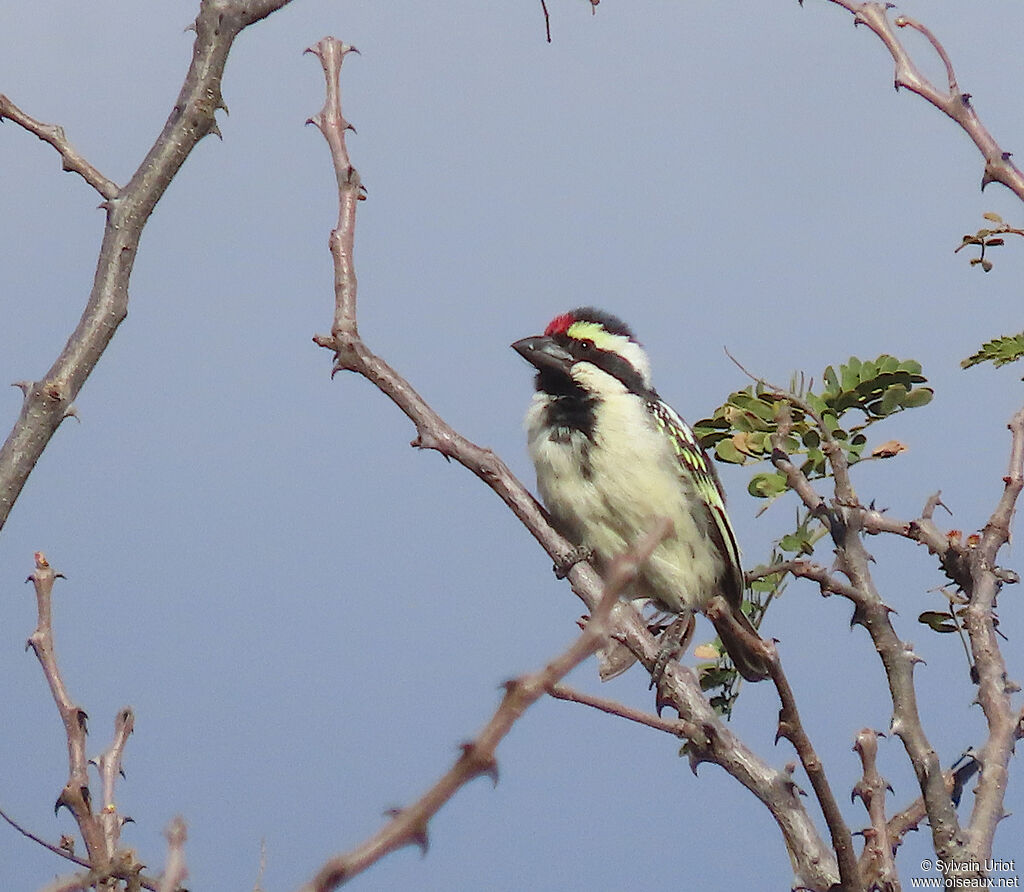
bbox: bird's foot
[552,545,594,579]
[649,613,696,689]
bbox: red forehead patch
[544,312,575,336]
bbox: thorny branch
[0,0,296,534]
[852,729,898,892]
[961,407,1024,863]
[816,1,1024,199]
[769,392,1024,881]
[23,553,165,891]
[26,553,106,864]
[299,519,674,891]
[0,96,118,199]
[307,35,839,892]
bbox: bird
[512,307,769,684]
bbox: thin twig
[0,95,119,199]
[300,520,674,891]
[0,804,91,868]
[817,1,1024,198]
[306,34,839,892]
[547,684,698,737]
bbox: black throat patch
[536,368,599,441]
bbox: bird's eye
[577,338,595,352]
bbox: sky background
[2,1,1023,889]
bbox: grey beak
[511,335,574,374]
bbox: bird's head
[512,307,654,398]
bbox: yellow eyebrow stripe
[566,320,626,350]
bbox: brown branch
[0,804,91,869]
[770,409,970,874]
[0,95,119,199]
[97,707,135,859]
[852,729,899,892]
[886,757,980,859]
[25,552,106,864]
[0,0,296,534]
[300,520,674,891]
[747,558,861,601]
[709,594,859,892]
[158,817,189,892]
[547,684,698,737]
[816,1,1024,199]
[960,407,1024,863]
[306,35,839,892]
[1,800,162,891]
[21,555,160,892]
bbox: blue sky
[1,2,1023,889]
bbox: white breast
[525,377,725,613]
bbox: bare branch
[960,407,1024,862]
[0,95,119,199]
[25,552,106,864]
[818,1,1024,198]
[759,628,858,891]
[0,804,91,869]
[97,707,135,858]
[300,520,674,891]
[769,406,970,874]
[20,556,161,891]
[306,35,839,891]
[0,0,296,533]
[158,817,189,892]
[747,558,861,600]
[547,683,698,737]
[886,757,980,858]
[852,729,899,892]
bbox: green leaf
[962,333,1024,370]
[840,358,861,391]
[748,471,787,499]
[715,438,746,464]
[901,388,933,408]
[879,383,908,415]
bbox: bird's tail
[710,602,771,683]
